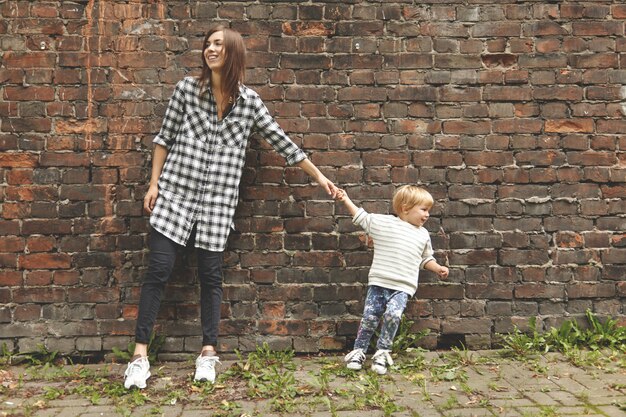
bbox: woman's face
[204,31,225,72]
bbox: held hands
[333,188,359,216]
[334,188,346,201]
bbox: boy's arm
[335,189,359,217]
[423,259,449,279]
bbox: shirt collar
[237,84,249,100]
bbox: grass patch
[499,310,625,365]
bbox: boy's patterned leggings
[353,285,410,352]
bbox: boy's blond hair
[392,185,434,215]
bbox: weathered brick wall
[1,0,625,355]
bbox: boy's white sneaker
[194,354,220,383]
[371,349,393,375]
[344,348,366,370]
[124,356,150,389]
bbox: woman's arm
[251,95,337,197]
[144,144,168,214]
[295,158,337,197]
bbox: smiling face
[400,203,431,228]
[203,30,225,72]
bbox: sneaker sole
[124,372,150,390]
[371,366,387,375]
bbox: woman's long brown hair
[198,25,246,114]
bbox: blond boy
[337,185,448,374]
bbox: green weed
[226,343,299,412]
[368,316,430,353]
[353,373,402,416]
[112,332,165,363]
[0,342,16,366]
[18,344,61,367]
[500,311,626,363]
[42,386,65,400]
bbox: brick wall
[1,0,625,355]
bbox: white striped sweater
[353,207,436,296]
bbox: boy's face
[401,203,431,227]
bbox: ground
[1,347,625,417]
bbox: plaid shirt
[150,76,307,251]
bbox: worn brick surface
[0,1,624,355]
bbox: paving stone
[545,390,587,406]
[440,408,496,416]
[55,408,93,417]
[488,397,535,408]
[596,405,626,417]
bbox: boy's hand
[335,188,346,201]
[437,266,449,279]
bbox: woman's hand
[143,184,159,214]
[295,159,338,199]
[318,175,338,199]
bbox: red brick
[556,232,584,248]
[443,120,491,135]
[614,5,626,19]
[0,236,25,252]
[465,152,514,166]
[545,119,594,133]
[567,283,615,299]
[53,270,80,286]
[293,251,342,267]
[14,305,42,321]
[6,169,33,185]
[570,53,619,69]
[568,152,617,166]
[572,21,623,36]
[515,284,565,299]
[24,270,53,286]
[4,86,55,101]
[416,284,464,299]
[2,51,56,68]
[484,86,532,101]
[0,270,22,286]
[19,253,71,270]
[0,152,38,168]
[13,288,65,303]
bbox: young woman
[124,25,337,389]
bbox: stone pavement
[1,350,625,416]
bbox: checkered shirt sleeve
[252,97,306,166]
[153,80,186,149]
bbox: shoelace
[373,350,393,366]
[345,349,365,362]
[126,359,146,377]
[198,356,220,367]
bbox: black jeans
[135,228,223,347]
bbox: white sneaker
[371,349,393,375]
[194,354,220,383]
[124,356,150,389]
[344,348,366,370]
